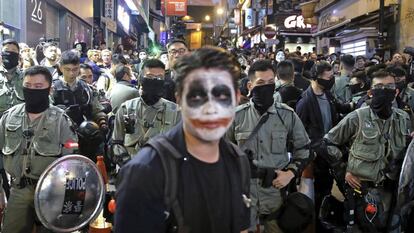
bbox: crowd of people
[0,36,413,233]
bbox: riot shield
[397,139,414,229]
[34,154,105,232]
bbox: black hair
[42,42,57,50]
[351,71,367,83]
[112,54,127,65]
[303,60,314,72]
[80,63,93,72]
[367,64,387,79]
[142,59,165,70]
[23,65,52,87]
[174,46,240,96]
[356,55,366,61]
[60,50,80,65]
[277,60,294,81]
[248,60,274,81]
[290,58,305,73]
[2,39,19,52]
[371,69,395,84]
[386,65,407,78]
[167,39,187,49]
[296,46,301,50]
[311,61,332,79]
[341,54,355,67]
[114,64,130,82]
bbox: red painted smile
[190,118,232,129]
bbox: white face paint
[276,51,285,62]
[139,52,147,60]
[181,68,237,142]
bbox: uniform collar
[248,98,276,115]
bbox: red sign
[264,26,276,39]
[165,0,187,16]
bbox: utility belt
[12,176,38,189]
[344,180,396,232]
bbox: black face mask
[141,78,165,105]
[250,83,275,114]
[317,77,335,90]
[23,87,50,113]
[395,81,407,92]
[370,88,396,119]
[349,83,364,94]
[1,51,19,70]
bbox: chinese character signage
[165,0,187,16]
[105,0,114,19]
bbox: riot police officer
[227,60,311,233]
[0,39,24,117]
[111,59,180,165]
[0,66,78,233]
[51,50,107,129]
[323,70,410,232]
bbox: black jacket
[293,72,310,91]
[276,83,303,109]
[163,70,176,103]
[114,123,250,233]
[296,86,352,146]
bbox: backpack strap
[227,142,251,205]
[146,136,190,233]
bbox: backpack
[146,136,250,233]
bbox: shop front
[313,0,399,58]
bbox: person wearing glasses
[111,59,181,166]
[163,39,189,102]
[51,50,108,130]
[322,69,410,232]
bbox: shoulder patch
[236,102,251,112]
[274,102,294,112]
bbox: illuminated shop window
[341,40,366,56]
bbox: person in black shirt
[114,46,250,233]
[274,60,303,109]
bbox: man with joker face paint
[227,60,311,233]
[115,47,251,233]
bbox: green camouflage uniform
[0,67,24,116]
[0,104,78,233]
[332,75,351,103]
[325,106,410,183]
[227,100,310,232]
[111,97,181,158]
[324,106,410,232]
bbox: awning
[313,6,394,38]
[279,32,313,37]
[149,9,165,22]
[312,19,351,37]
[241,25,262,36]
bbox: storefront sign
[26,0,46,46]
[319,12,346,30]
[102,17,117,32]
[234,9,241,25]
[245,8,254,27]
[28,0,44,25]
[118,4,130,33]
[275,13,312,33]
[105,0,114,19]
[165,0,187,16]
[284,15,311,29]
